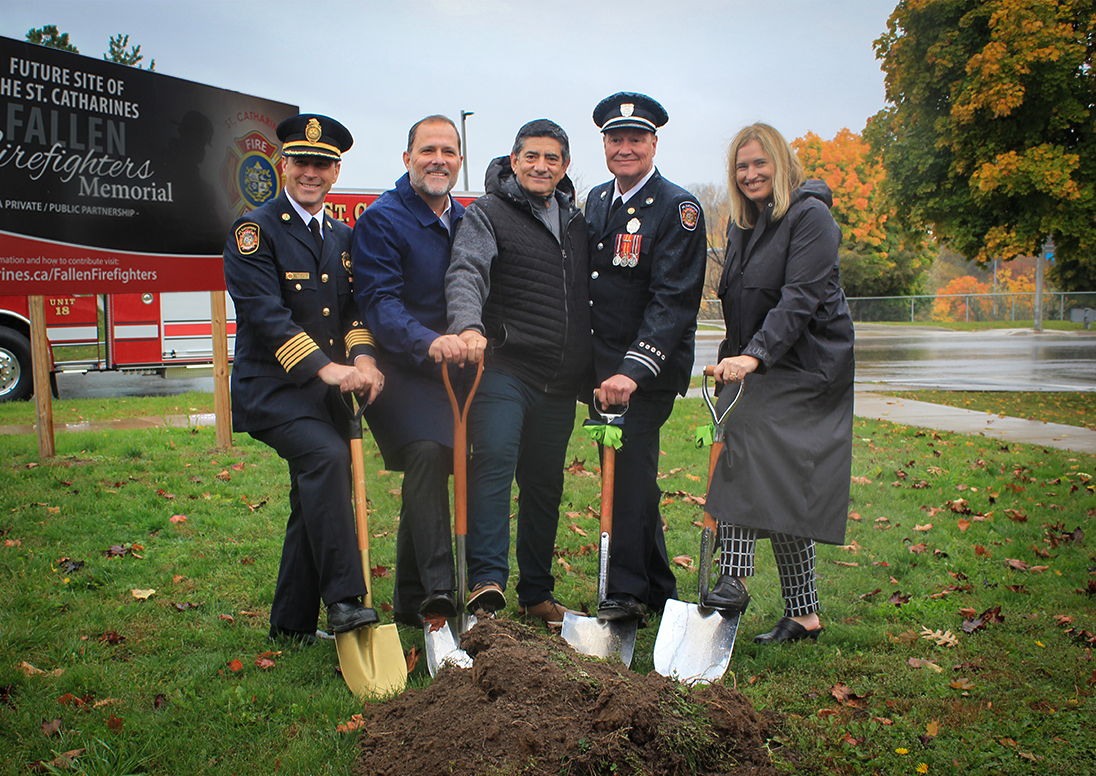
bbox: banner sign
[0,36,296,294]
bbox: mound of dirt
[354,619,778,776]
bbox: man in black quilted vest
[445,119,592,626]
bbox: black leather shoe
[392,610,424,628]
[753,616,822,645]
[597,594,649,625]
[326,600,380,634]
[268,625,317,645]
[703,575,751,614]
[420,592,458,619]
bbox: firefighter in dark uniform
[223,114,385,643]
[586,93,707,624]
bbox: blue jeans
[466,368,577,606]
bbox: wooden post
[28,296,55,459]
[210,290,232,449]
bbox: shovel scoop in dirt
[653,370,744,685]
[561,400,636,667]
[424,361,483,676]
[337,400,409,699]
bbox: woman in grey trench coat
[703,122,855,644]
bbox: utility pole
[1035,238,1053,332]
[460,110,474,192]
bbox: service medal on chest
[613,233,641,267]
[626,218,640,234]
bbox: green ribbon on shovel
[695,423,714,448]
[584,423,623,450]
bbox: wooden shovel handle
[600,443,615,539]
[442,360,484,538]
[702,441,722,534]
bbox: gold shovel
[336,401,408,699]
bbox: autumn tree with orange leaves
[869,0,1096,291]
[794,128,934,297]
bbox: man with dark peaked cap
[586,92,707,624]
[224,113,385,643]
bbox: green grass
[858,319,1092,332]
[0,392,216,427]
[1,396,1094,775]
[882,391,1096,431]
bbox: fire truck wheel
[0,327,33,402]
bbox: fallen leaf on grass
[19,662,64,678]
[336,713,366,733]
[926,720,940,737]
[405,645,420,673]
[889,591,910,606]
[833,561,859,567]
[106,713,123,733]
[41,718,62,736]
[565,457,592,476]
[98,631,125,645]
[227,659,244,673]
[568,523,587,537]
[174,602,199,611]
[131,588,155,600]
[672,555,694,570]
[370,565,389,578]
[1004,508,1027,523]
[957,518,971,532]
[830,683,871,707]
[169,514,187,524]
[840,539,861,553]
[914,523,932,532]
[949,677,975,690]
[1018,751,1042,763]
[155,488,175,500]
[907,658,942,673]
[920,627,958,647]
[859,588,882,600]
[848,511,861,521]
[28,748,85,772]
[1006,558,1030,571]
[254,656,275,670]
[58,692,92,707]
[908,543,928,554]
[215,470,231,482]
[851,476,872,485]
[231,462,245,471]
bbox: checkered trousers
[717,524,818,618]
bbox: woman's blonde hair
[727,123,804,229]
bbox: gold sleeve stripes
[344,329,376,354]
[275,332,319,372]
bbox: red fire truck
[0,189,480,402]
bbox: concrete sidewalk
[683,386,1096,455]
[852,391,1096,454]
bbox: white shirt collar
[286,193,324,237]
[614,166,657,206]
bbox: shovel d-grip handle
[443,360,484,539]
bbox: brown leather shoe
[466,580,506,614]
[519,598,573,627]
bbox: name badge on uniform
[284,272,310,280]
[613,233,641,267]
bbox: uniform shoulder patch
[235,223,260,254]
[679,202,700,232]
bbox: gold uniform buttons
[597,242,604,250]
[295,283,302,291]
[329,338,335,346]
[321,273,329,283]
[322,307,331,317]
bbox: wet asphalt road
[52,324,1096,400]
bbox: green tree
[794,128,934,297]
[105,33,154,70]
[25,24,78,52]
[868,0,1096,291]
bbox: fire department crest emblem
[620,103,634,118]
[221,130,283,217]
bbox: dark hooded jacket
[706,180,855,545]
[446,156,592,396]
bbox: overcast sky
[4,0,895,195]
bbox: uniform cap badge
[620,103,634,118]
[305,118,322,143]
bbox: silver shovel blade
[424,618,474,676]
[560,611,637,667]
[653,598,739,685]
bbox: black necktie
[309,217,323,254]
[609,196,623,218]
